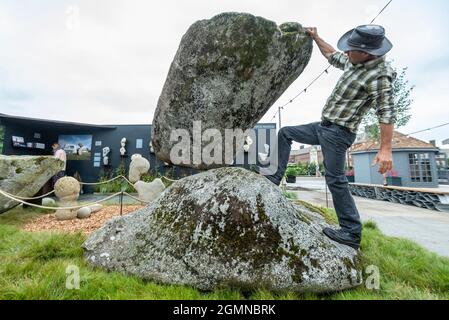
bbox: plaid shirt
[322,51,397,133]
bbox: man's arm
[374,124,394,174]
[305,27,347,70]
[305,27,336,59]
[368,75,397,174]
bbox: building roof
[0,113,275,131]
[0,113,118,130]
[290,148,311,156]
[290,146,321,156]
[351,131,439,154]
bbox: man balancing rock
[263,25,396,250]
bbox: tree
[361,67,414,139]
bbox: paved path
[289,177,449,258]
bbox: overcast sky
[0,0,448,147]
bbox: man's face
[52,144,59,151]
[345,50,373,64]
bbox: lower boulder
[83,167,361,293]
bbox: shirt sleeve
[54,150,66,162]
[367,75,397,125]
[328,51,348,71]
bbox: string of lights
[269,0,394,124]
[406,122,449,136]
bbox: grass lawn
[0,203,448,300]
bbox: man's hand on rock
[304,27,336,59]
[305,27,318,40]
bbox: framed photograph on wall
[12,136,26,148]
[58,135,93,161]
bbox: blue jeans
[52,170,66,188]
[269,122,362,236]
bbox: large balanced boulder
[0,155,64,214]
[152,12,313,169]
[83,167,361,293]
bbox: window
[436,152,448,169]
[408,153,433,183]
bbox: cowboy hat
[337,24,393,56]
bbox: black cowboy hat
[337,24,393,56]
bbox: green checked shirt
[322,51,397,133]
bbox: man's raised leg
[262,122,320,185]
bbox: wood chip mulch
[22,205,144,235]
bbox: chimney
[430,140,436,147]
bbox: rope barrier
[0,189,123,211]
[79,175,128,186]
[10,189,55,200]
[80,175,177,186]
[160,176,178,183]
[0,177,173,210]
[122,192,151,204]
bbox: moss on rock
[83,167,361,293]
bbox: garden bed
[22,205,143,235]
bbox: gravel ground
[22,205,143,235]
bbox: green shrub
[283,192,298,200]
[285,166,299,178]
[95,164,135,193]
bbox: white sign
[136,139,143,149]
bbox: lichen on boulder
[83,167,361,293]
[152,12,313,169]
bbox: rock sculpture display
[0,155,64,214]
[42,197,56,207]
[134,179,166,203]
[54,177,81,220]
[243,136,253,153]
[152,12,313,169]
[83,168,361,293]
[102,147,110,166]
[82,13,361,295]
[128,155,151,184]
[120,138,127,156]
[127,155,166,202]
[77,204,104,219]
